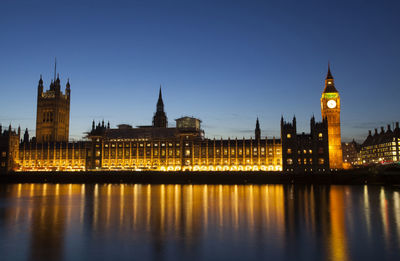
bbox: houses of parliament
[1,65,343,173]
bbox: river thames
[0,184,399,261]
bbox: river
[0,184,399,260]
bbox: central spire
[157,85,164,112]
[153,85,168,128]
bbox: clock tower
[320,64,343,169]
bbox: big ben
[321,64,343,169]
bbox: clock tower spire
[321,64,343,169]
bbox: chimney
[381,126,384,133]
[387,124,391,131]
[374,128,378,135]
[368,130,372,136]
[396,122,399,129]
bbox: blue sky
[0,0,399,142]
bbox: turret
[23,128,29,143]
[292,115,297,130]
[310,115,315,132]
[38,75,43,96]
[66,78,71,98]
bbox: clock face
[327,99,336,109]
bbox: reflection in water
[0,184,400,261]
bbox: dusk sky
[0,0,399,142]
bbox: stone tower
[36,64,70,142]
[320,64,343,169]
[152,86,168,128]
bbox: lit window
[287,159,293,165]
[287,149,292,154]
[1,152,6,157]
[287,134,291,138]
[319,158,324,164]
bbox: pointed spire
[326,62,333,79]
[156,85,164,112]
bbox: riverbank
[1,169,400,185]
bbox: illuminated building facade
[1,66,349,173]
[281,116,330,172]
[321,65,343,169]
[85,90,282,171]
[360,123,400,165]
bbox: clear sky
[0,0,399,142]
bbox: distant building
[360,123,400,165]
[0,125,20,172]
[342,141,361,167]
[281,116,330,172]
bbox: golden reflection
[394,192,400,239]
[363,186,371,237]
[120,184,125,227]
[329,187,349,261]
[380,187,390,245]
[3,184,400,260]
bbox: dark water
[0,184,399,261]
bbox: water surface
[0,184,399,261]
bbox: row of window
[286,158,325,165]
[100,148,280,158]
